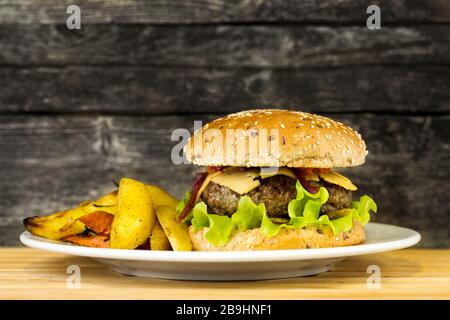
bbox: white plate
[20,222,420,281]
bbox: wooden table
[0,248,449,299]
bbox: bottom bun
[189,220,365,251]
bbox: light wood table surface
[0,248,448,299]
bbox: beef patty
[200,175,353,217]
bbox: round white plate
[20,222,420,281]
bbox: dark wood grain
[1,114,448,247]
[0,1,448,249]
[0,25,449,67]
[1,66,449,114]
[0,0,448,24]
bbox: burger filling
[201,176,353,218]
[177,167,376,247]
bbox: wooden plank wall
[0,0,448,246]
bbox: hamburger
[177,109,377,251]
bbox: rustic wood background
[0,0,448,247]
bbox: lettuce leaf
[287,181,329,219]
[175,191,193,222]
[191,202,235,246]
[231,196,265,231]
[352,195,377,225]
[188,180,377,246]
[317,212,353,234]
[190,202,209,231]
[205,215,235,247]
[287,181,329,231]
[261,214,293,237]
[175,191,189,216]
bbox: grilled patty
[200,175,352,217]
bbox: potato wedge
[110,178,155,249]
[24,207,86,240]
[80,191,118,215]
[155,206,192,251]
[78,211,114,235]
[146,185,177,250]
[150,220,172,250]
[146,185,179,208]
[23,191,118,240]
[64,234,110,248]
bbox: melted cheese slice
[195,167,357,200]
[319,171,357,191]
[260,167,296,180]
[195,171,223,202]
[211,168,261,194]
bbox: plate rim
[20,222,421,263]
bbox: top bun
[184,109,368,168]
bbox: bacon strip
[78,211,114,235]
[178,172,208,222]
[64,234,110,248]
[293,168,319,194]
[207,166,225,173]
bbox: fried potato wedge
[23,191,118,240]
[24,207,87,240]
[146,185,179,207]
[146,184,177,250]
[110,178,155,249]
[78,211,114,235]
[80,191,118,216]
[64,234,110,248]
[155,206,192,251]
[150,220,172,250]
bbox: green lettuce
[191,202,235,246]
[288,181,329,219]
[352,195,377,225]
[175,191,192,222]
[191,196,266,246]
[261,214,293,238]
[185,180,377,246]
[231,196,265,231]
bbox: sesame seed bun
[184,109,367,168]
[189,220,365,251]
